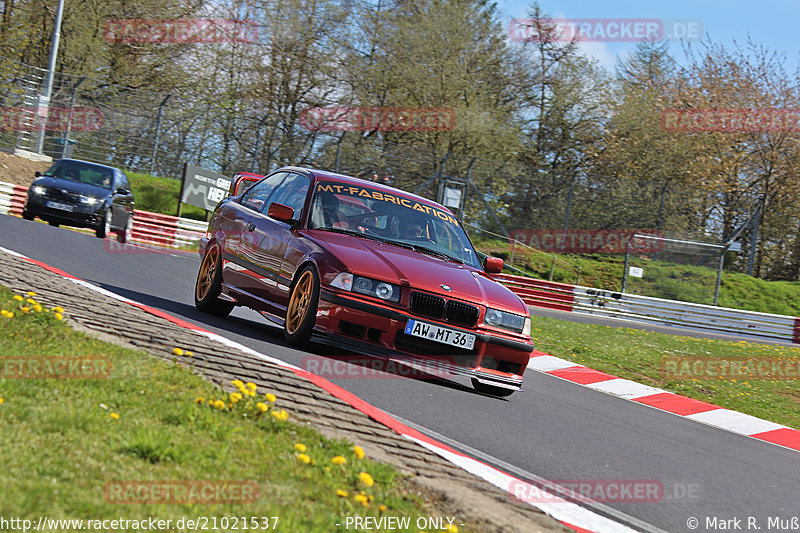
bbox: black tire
[283,265,320,346]
[22,210,34,221]
[48,220,59,227]
[194,242,234,317]
[471,378,516,397]
[96,209,111,239]
[116,214,133,243]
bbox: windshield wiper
[381,240,463,263]
[316,226,386,244]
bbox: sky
[495,0,800,74]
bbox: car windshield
[308,181,480,268]
[44,161,113,189]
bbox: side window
[241,172,287,212]
[266,173,310,220]
[118,172,131,191]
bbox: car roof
[57,158,122,173]
[279,166,453,213]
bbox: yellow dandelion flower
[444,525,459,533]
[294,443,307,453]
[51,306,64,313]
[54,313,63,320]
[172,347,184,356]
[109,412,120,420]
[26,291,36,297]
[378,504,387,512]
[213,400,226,410]
[25,298,36,305]
[265,393,277,402]
[33,304,42,312]
[244,389,256,397]
[278,409,289,421]
[195,397,205,404]
[232,379,245,388]
[207,399,214,406]
[0,398,5,404]
[336,489,348,497]
[354,494,369,506]
[21,306,30,313]
[296,453,311,464]
[331,456,346,465]
[246,382,257,391]
[358,472,374,487]
[0,310,8,317]
[13,295,23,301]
[185,351,193,357]
[255,402,269,413]
[353,445,365,459]
[229,392,243,403]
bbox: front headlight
[484,307,527,333]
[79,195,100,205]
[31,186,45,195]
[330,273,400,302]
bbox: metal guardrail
[492,272,800,344]
[0,179,208,248]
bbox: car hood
[308,231,528,316]
[32,176,110,197]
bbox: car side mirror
[483,256,504,274]
[35,171,41,177]
[268,202,294,223]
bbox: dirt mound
[0,151,51,188]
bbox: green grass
[532,316,800,429]
[0,286,462,532]
[127,171,208,221]
[474,236,800,316]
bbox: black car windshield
[308,181,480,268]
[43,161,113,189]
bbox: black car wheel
[471,378,515,397]
[116,214,133,244]
[48,221,60,227]
[284,265,320,346]
[22,210,34,220]
[194,242,234,316]
[96,209,111,239]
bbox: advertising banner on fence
[509,229,662,254]
[181,164,232,211]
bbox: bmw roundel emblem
[441,284,452,291]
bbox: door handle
[247,222,256,232]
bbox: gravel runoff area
[0,247,568,533]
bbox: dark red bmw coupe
[194,166,534,396]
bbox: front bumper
[24,197,103,228]
[315,288,533,390]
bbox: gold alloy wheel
[286,270,314,334]
[196,245,218,301]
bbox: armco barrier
[0,179,207,248]
[491,272,800,344]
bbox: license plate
[404,319,476,350]
[46,201,73,212]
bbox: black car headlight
[330,273,400,303]
[484,307,529,334]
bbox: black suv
[22,159,135,243]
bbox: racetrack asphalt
[2,214,799,533]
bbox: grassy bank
[533,315,800,430]
[127,171,208,221]
[0,286,463,532]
